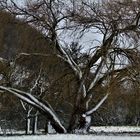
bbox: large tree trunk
[68,93,109,133]
[68,105,91,133]
[68,90,91,133]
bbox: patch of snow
[0,135,140,140]
[90,126,140,133]
[48,121,56,134]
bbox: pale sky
[14,0,103,51]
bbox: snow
[90,126,140,133]
[0,126,140,135]
[0,126,140,140]
[0,135,140,140]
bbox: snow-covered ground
[0,126,140,140]
[90,126,140,133]
[1,126,140,135]
[0,135,140,140]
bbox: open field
[0,126,140,140]
[1,126,140,135]
[90,126,140,134]
[0,134,140,140]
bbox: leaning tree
[0,0,140,133]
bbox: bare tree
[20,67,44,134]
[0,0,140,133]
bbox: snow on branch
[30,65,42,94]
[88,58,104,92]
[85,93,109,116]
[57,44,82,79]
[20,100,28,111]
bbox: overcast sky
[13,0,103,51]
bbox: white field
[1,126,140,135]
[90,126,140,133]
[0,126,140,140]
[0,135,140,140]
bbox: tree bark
[68,92,91,133]
[68,106,91,133]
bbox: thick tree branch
[0,86,66,133]
[85,93,109,116]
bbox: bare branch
[85,93,109,116]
